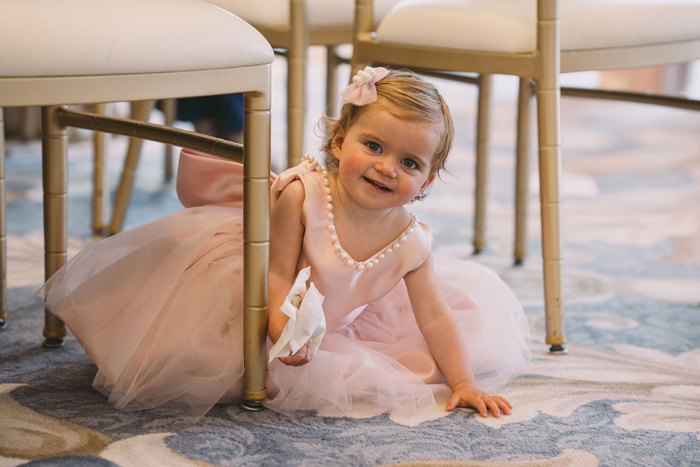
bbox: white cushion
[0,0,274,77]
[208,0,401,28]
[376,0,700,53]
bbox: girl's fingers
[279,354,303,366]
[279,344,313,366]
[446,391,513,417]
[446,393,461,412]
[303,344,313,364]
[482,397,501,418]
[492,395,513,409]
[492,397,512,415]
[293,343,313,367]
[474,398,488,418]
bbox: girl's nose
[375,160,397,178]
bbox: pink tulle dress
[39,149,531,420]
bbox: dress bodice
[271,159,433,333]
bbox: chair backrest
[209,0,401,29]
[356,0,700,75]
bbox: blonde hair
[320,69,454,177]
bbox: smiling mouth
[363,177,392,192]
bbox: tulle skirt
[40,205,531,420]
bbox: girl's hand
[278,342,313,367]
[446,382,512,418]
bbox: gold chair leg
[286,0,308,168]
[91,103,107,234]
[162,99,176,182]
[350,0,371,73]
[325,45,340,118]
[536,86,566,353]
[241,90,272,411]
[108,100,154,235]
[0,109,7,329]
[473,74,492,254]
[536,3,566,354]
[41,106,68,348]
[514,78,534,265]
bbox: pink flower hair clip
[340,66,390,106]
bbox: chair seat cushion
[209,0,401,28]
[376,0,700,53]
[1,0,274,77]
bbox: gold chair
[0,0,273,410]
[352,0,700,353]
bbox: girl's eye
[401,158,418,169]
[366,141,382,153]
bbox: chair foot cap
[0,318,7,330]
[92,228,111,238]
[240,400,264,412]
[549,344,568,355]
[42,337,64,348]
[514,258,525,266]
[472,248,484,255]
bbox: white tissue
[268,267,326,363]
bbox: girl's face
[331,103,441,211]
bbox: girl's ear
[331,128,345,159]
[421,173,437,191]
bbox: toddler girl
[40,68,531,421]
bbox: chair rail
[55,107,244,162]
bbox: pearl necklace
[302,155,419,271]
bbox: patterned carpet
[1,53,699,466]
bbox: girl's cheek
[342,157,363,172]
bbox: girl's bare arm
[268,180,309,365]
[404,251,512,417]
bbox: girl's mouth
[363,177,392,192]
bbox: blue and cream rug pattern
[1,61,699,465]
